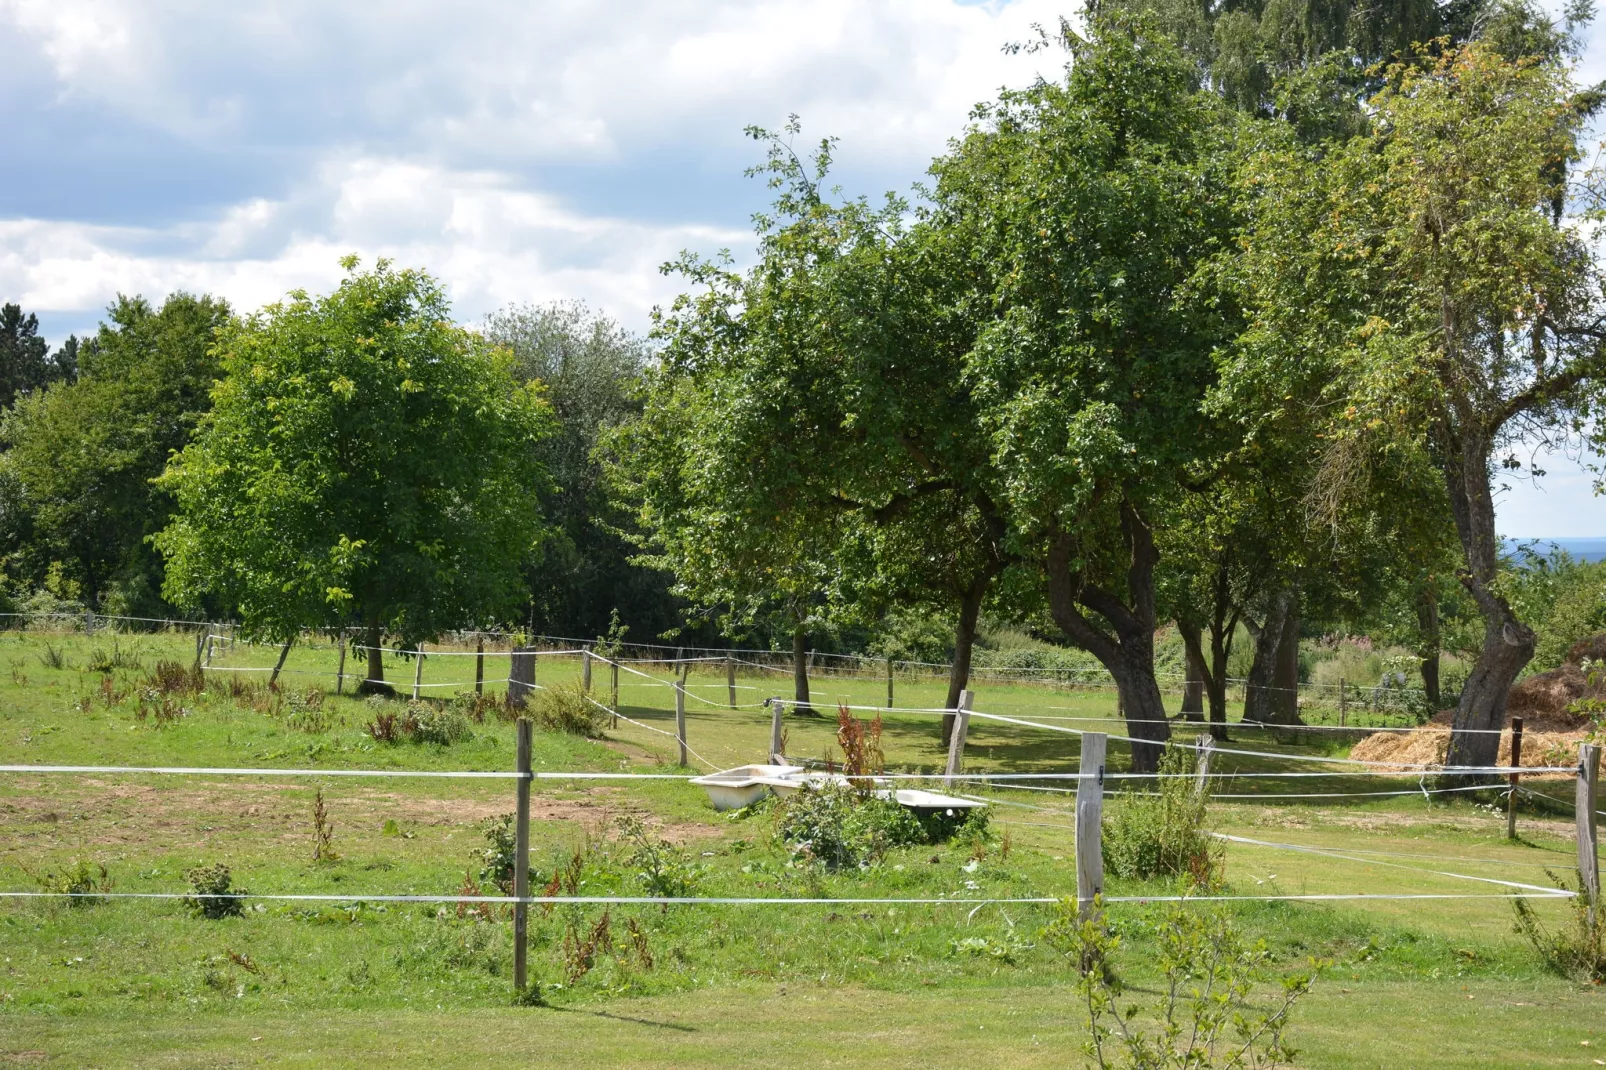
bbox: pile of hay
[1349,630,1604,773]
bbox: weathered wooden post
[582,649,593,693]
[1194,734,1214,795]
[1507,716,1524,840]
[886,657,894,709]
[1578,743,1600,926]
[513,718,532,994]
[727,655,736,709]
[193,628,206,672]
[1339,678,1347,728]
[769,697,786,763]
[1076,732,1108,921]
[475,636,485,696]
[205,629,215,668]
[335,635,347,695]
[85,609,95,636]
[411,643,425,700]
[610,660,619,728]
[675,660,690,767]
[943,690,974,789]
[508,647,536,709]
[269,639,293,686]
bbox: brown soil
[0,779,721,851]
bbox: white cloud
[0,157,750,327]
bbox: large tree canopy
[2,292,228,613]
[155,259,554,686]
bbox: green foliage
[529,682,608,737]
[617,816,700,897]
[1049,898,1320,1070]
[183,863,246,919]
[0,301,76,410]
[404,702,473,746]
[1103,745,1220,885]
[477,814,517,893]
[36,860,112,906]
[2,293,229,614]
[1499,547,1606,671]
[153,258,554,653]
[1511,870,1606,983]
[772,784,924,870]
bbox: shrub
[146,659,204,695]
[406,701,473,745]
[1512,869,1605,983]
[450,690,502,725]
[38,860,113,906]
[1047,898,1320,1069]
[478,814,518,893]
[530,683,608,737]
[773,784,923,870]
[618,816,700,897]
[366,707,401,743]
[836,705,885,782]
[1102,744,1221,887]
[184,863,247,919]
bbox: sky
[0,0,1602,537]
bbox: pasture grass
[0,627,1599,1067]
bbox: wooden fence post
[582,649,593,693]
[85,610,95,636]
[1339,679,1346,728]
[610,661,619,728]
[1578,743,1600,927]
[475,637,485,696]
[1194,735,1214,795]
[943,690,974,788]
[1507,716,1524,840]
[193,629,206,672]
[205,629,214,668]
[508,647,536,709]
[411,644,425,700]
[727,656,736,709]
[675,661,690,767]
[770,697,786,763]
[513,718,532,994]
[1076,732,1107,921]
[335,636,347,695]
[269,640,293,687]
[886,658,894,709]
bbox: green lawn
[0,626,1598,1068]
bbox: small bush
[1102,744,1221,887]
[147,659,204,695]
[773,784,923,870]
[184,863,247,919]
[406,701,473,745]
[286,688,332,733]
[618,816,700,897]
[38,860,113,906]
[450,690,502,725]
[134,689,187,727]
[530,683,608,737]
[1512,869,1606,983]
[1047,898,1320,1069]
[478,814,518,893]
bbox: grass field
[0,627,1600,1068]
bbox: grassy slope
[0,629,1599,1068]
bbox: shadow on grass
[545,1005,698,1032]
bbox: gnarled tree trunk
[1444,434,1534,769]
[1417,586,1442,710]
[1045,501,1171,773]
[1178,621,1207,721]
[1243,585,1304,725]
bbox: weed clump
[364,699,472,745]
[37,860,113,906]
[530,683,608,737]
[1512,869,1606,983]
[1047,897,1320,1069]
[478,814,518,893]
[146,659,204,695]
[184,863,247,919]
[618,816,700,896]
[773,784,924,870]
[1102,744,1221,886]
[86,638,141,674]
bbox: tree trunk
[1243,586,1303,725]
[792,624,812,715]
[1044,501,1171,773]
[1416,586,1442,710]
[1272,593,1301,723]
[1444,433,1534,769]
[942,577,987,746]
[1178,620,1206,721]
[358,618,392,696]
